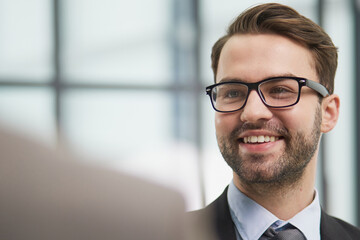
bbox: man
[190,3,360,240]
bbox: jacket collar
[209,187,359,240]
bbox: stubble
[217,105,322,191]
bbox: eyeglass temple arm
[305,80,330,97]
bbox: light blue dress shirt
[227,180,321,240]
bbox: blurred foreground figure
[0,127,213,240]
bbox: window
[0,0,357,225]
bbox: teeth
[258,136,265,143]
[242,135,279,143]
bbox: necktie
[259,224,306,240]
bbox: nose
[240,90,273,122]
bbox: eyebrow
[217,73,299,83]
[218,78,244,83]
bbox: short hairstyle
[211,3,338,94]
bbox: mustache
[230,122,290,139]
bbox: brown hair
[211,3,338,94]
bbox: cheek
[215,113,238,136]
[278,106,318,133]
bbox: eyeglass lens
[211,78,300,112]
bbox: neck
[233,158,317,220]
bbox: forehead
[216,34,317,83]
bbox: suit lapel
[211,187,237,240]
[209,188,360,240]
[320,210,353,240]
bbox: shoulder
[187,191,226,229]
[187,187,230,224]
[187,187,237,240]
[321,211,360,240]
[186,200,218,240]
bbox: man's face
[215,34,322,186]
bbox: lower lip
[239,139,284,153]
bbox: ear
[321,94,340,133]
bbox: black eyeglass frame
[205,76,330,113]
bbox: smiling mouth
[240,135,283,144]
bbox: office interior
[0,0,359,226]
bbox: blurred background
[0,0,359,226]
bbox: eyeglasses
[206,76,329,113]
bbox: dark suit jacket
[189,187,360,240]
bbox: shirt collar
[287,190,321,240]
[227,180,321,240]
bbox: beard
[217,106,322,188]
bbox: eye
[266,85,297,100]
[215,84,248,102]
[225,90,241,98]
[269,86,294,94]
